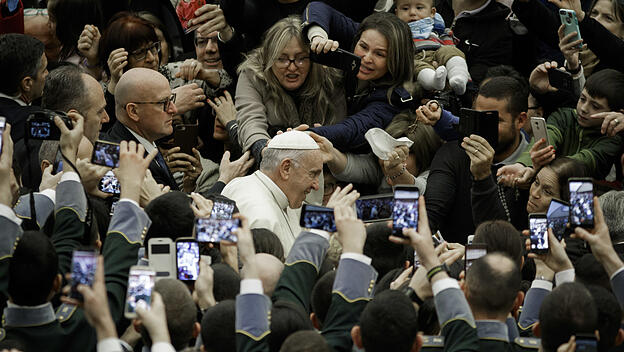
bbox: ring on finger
[614,119,620,125]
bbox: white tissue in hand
[365,128,414,160]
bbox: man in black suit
[0,33,49,143]
[103,67,180,190]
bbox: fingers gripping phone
[148,238,175,280]
[529,213,549,253]
[70,249,97,300]
[356,194,393,223]
[195,218,241,242]
[530,117,551,147]
[547,198,570,241]
[124,266,156,319]
[569,178,594,228]
[547,69,574,92]
[392,185,420,236]
[310,48,362,76]
[458,108,499,149]
[91,140,120,168]
[175,238,200,281]
[559,9,583,48]
[464,244,487,272]
[300,204,336,232]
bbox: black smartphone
[26,110,72,140]
[52,149,64,175]
[175,238,200,282]
[173,124,199,156]
[124,266,156,319]
[310,48,361,76]
[547,198,570,241]
[529,213,549,253]
[458,108,499,149]
[569,178,594,228]
[356,194,393,223]
[91,140,120,168]
[98,170,121,195]
[70,249,97,300]
[210,200,235,220]
[392,185,420,235]
[575,333,598,352]
[464,244,487,272]
[548,68,574,92]
[195,218,241,243]
[300,204,336,232]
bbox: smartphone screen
[547,199,569,241]
[575,334,598,352]
[125,268,155,317]
[99,170,121,194]
[393,188,419,234]
[176,241,200,281]
[356,194,393,222]
[464,245,487,272]
[569,180,594,227]
[0,117,6,155]
[210,201,235,220]
[29,119,53,139]
[300,205,336,232]
[70,250,97,299]
[195,218,240,242]
[91,140,120,168]
[529,215,549,253]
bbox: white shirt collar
[0,91,28,106]
[125,125,157,154]
[456,0,492,20]
[255,171,290,211]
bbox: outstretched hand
[116,141,157,203]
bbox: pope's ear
[278,158,294,180]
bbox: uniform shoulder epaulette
[422,335,445,348]
[0,328,5,341]
[514,337,540,349]
[55,303,77,323]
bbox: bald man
[103,68,179,189]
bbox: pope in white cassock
[222,130,324,254]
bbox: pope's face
[284,151,323,208]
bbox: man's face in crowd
[29,53,49,102]
[284,150,323,209]
[576,89,610,128]
[474,95,519,155]
[80,74,109,144]
[195,33,223,70]
[134,77,177,142]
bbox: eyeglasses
[130,42,161,61]
[130,93,176,112]
[274,56,310,69]
[194,36,218,47]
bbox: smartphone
[173,124,199,156]
[175,238,200,282]
[530,117,551,147]
[195,218,241,242]
[547,198,570,241]
[356,194,393,223]
[147,238,175,280]
[464,244,487,272]
[210,200,235,220]
[310,48,362,76]
[52,149,63,175]
[0,117,5,155]
[559,9,582,48]
[177,0,206,32]
[548,68,574,92]
[529,213,549,253]
[458,108,499,149]
[569,178,594,228]
[70,249,97,300]
[575,333,598,352]
[98,170,121,195]
[393,185,420,235]
[124,266,156,319]
[299,204,336,232]
[413,251,420,268]
[91,140,120,168]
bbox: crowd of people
[1,0,624,350]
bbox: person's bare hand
[172,83,206,114]
[39,164,62,191]
[462,135,494,181]
[334,204,366,254]
[381,145,409,178]
[193,259,216,310]
[593,111,624,137]
[558,24,583,70]
[190,192,214,218]
[533,258,555,281]
[76,158,110,198]
[207,90,236,125]
[549,0,584,21]
[556,336,577,352]
[307,132,334,164]
[190,4,233,41]
[182,149,203,193]
[326,183,360,209]
[415,100,442,125]
[390,266,413,290]
[310,36,339,54]
[234,215,257,278]
[77,24,101,64]
[115,141,157,203]
[140,169,170,208]
[496,163,535,188]
[56,112,84,168]
[135,292,170,344]
[106,48,128,93]
[217,150,254,184]
[529,61,559,94]
[530,138,555,170]
[524,228,573,273]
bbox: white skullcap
[266,130,319,150]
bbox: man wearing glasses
[103,67,180,190]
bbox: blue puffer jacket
[303,1,417,153]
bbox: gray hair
[38,140,60,166]
[42,64,89,114]
[260,148,311,172]
[599,191,624,243]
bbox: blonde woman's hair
[238,16,343,127]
